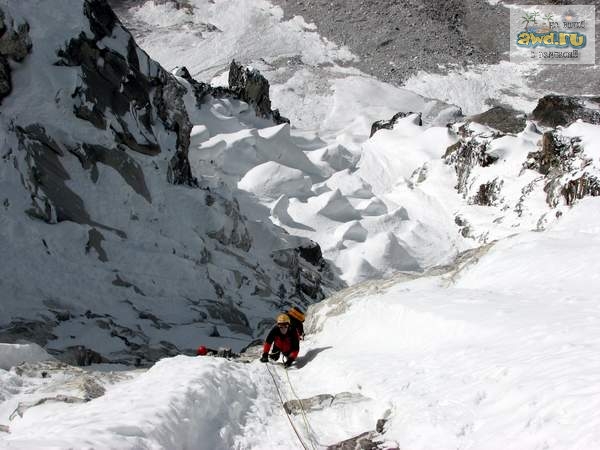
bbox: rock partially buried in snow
[238,161,312,200]
[228,60,290,125]
[370,111,422,137]
[283,391,369,415]
[468,105,527,134]
[530,95,600,128]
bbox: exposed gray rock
[297,241,324,267]
[284,392,369,415]
[326,431,382,450]
[0,320,58,347]
[0,0,345,365]
[0,55,10,100]
[444,127,500,197]
[0,12,31,61]
[10,395,88,420]
[524,131,570,176]
[0,8,32,104]
[270,0,507,85]
[59,345,106,366]
[530,95,600,128]
[228,60,289,124]
[560,175,600,207]
[468,105,527,134]
[55,0,196,186]
[370,111,421,137]
[525,131,600,207]
[326,417,397,450]
[56,34,160,155]
[472,178,504,206]
[176,62,290,127]
[151,0,193,13]
[205,302,251,335]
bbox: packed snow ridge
[2,0,600,448]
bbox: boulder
[0,8,32,103]
[468,105,526,134]
[370,111,421,137]
[228,60,289,124]
[530,95,600,127]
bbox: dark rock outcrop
[228,60,289,124]
[176,62,290,126]
[0,7,32,103]
[0,320,58,347]
[60,345,106,366]
[525,130,600,207]
[444,127,500,197]
[326,417,398,450]
[468,105,526,134]
[55,0,195,186]
[524,131,569,176]
[283,392,369,415]
[0,0,344,365]
[530,95,600,128]
[472,178,504,206]
[297,241,324,267]
[370,111,422,137]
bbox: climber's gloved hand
[283,358,294,368]
[260,352,269,363]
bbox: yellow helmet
[288,307,305,322]
[277,314,291,324]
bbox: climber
[287,306,305,340]
[259,314,299,368]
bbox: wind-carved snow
[113,0,600,289]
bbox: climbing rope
[265,363,312,450]
[283,367,320,447]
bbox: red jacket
[263,326,299,360]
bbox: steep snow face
[3,199,600,449]
[0,0,342,364]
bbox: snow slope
[2,0,600,448]
[3,197,600,448]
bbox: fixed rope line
[265,363,312,450]
[282,366,328,449]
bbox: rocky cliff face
[0,0,343,365]
[443,99,600,241]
